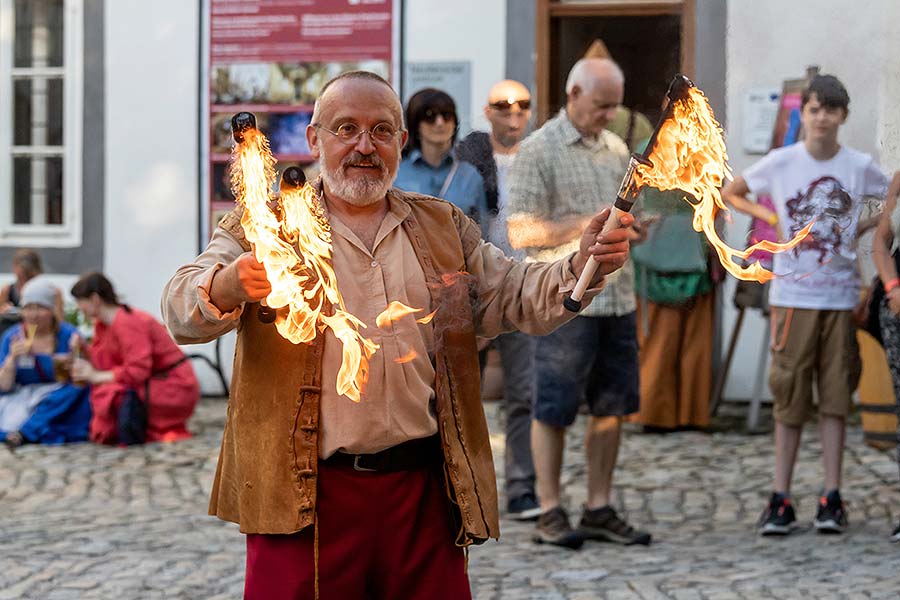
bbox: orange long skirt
[633,291,714,429]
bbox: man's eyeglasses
[313,122,403,145]
[422,109,455,124]
[489,99,531,111]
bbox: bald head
[484,79,532,152]
[487,79,530,106]
[312,71,404,129]
[564,58,624,138]
[565,58,624,95]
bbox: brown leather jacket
[163,188,601,545]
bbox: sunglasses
[489,99,531,111]
[422,109,456,124]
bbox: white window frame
[0,0,83,247]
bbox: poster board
[200,0,401,244]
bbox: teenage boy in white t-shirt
[722,74,889,536]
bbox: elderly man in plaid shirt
[506,57,651,549]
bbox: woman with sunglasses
[395,88,487,224]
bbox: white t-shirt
[744,143,888,310]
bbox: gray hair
[565,58,625,94]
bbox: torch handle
[563,205,629,313]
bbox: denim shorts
[533,313,640,427]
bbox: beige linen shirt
[165,192,603,458]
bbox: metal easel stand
[710,306,770,432]
[186,337,230,398]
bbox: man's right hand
[209,252,272,312]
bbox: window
[0,0,82,246]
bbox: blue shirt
[395,150,488,223]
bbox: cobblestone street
[2,398,898,599]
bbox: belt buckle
[353,455,377,472]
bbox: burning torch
[231,111,280,324]
[563,74,694,313]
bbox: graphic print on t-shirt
[784,176,853,266]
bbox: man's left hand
[571,208,634,284]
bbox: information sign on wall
[404,61,472,136]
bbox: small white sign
[404,62,472,136]
[742,87,781,154]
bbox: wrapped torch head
[636,75,695,167]
[665,74,694,105]
[280,166,306,190]
[231,112,257,144]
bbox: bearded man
[162,70,632,599]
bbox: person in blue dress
[395,88,488,224]
[0,276,91,448]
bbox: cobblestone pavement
[2,398,899,599]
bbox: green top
[606,107,655,153]
[631,137,712,304]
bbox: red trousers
[244,461,472,600]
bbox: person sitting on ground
[395,87,488,223]
[0,276,91,448]
[70,272,199,445]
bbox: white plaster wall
[404,0,506,134]
[104,1,199,318]
[104,2,231,391]
[722,0,894,400]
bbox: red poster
[203,0,397,239]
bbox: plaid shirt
[507,109,635,317]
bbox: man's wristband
[885,278,900,293]
[765,212,779,226]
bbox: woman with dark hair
[70,272,199,444]
[0,277,91,447]
[395,88,487,223]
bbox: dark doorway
[549,15,682,126]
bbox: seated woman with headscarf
[70,272,199,444]
[0,277,91,447]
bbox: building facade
[1,0,898,394]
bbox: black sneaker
[532,506,584,549]
[578,505,651,545]
[507,493,542,521]
[890,522,900,543]
[758,492,798,536]
[813,489,848,534]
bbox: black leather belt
[325,435,442,472]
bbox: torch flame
[634,87,811,282]
[231,128,378,402]
[416,310,438,325]
[394,348,417,364]
[376,301,423,329]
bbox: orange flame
[416,309,438,325]
[634,87,812,283]
[394,349,417,364]
[376,301,423,328]
[231,128,378,402]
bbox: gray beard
[322,165,394,207]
